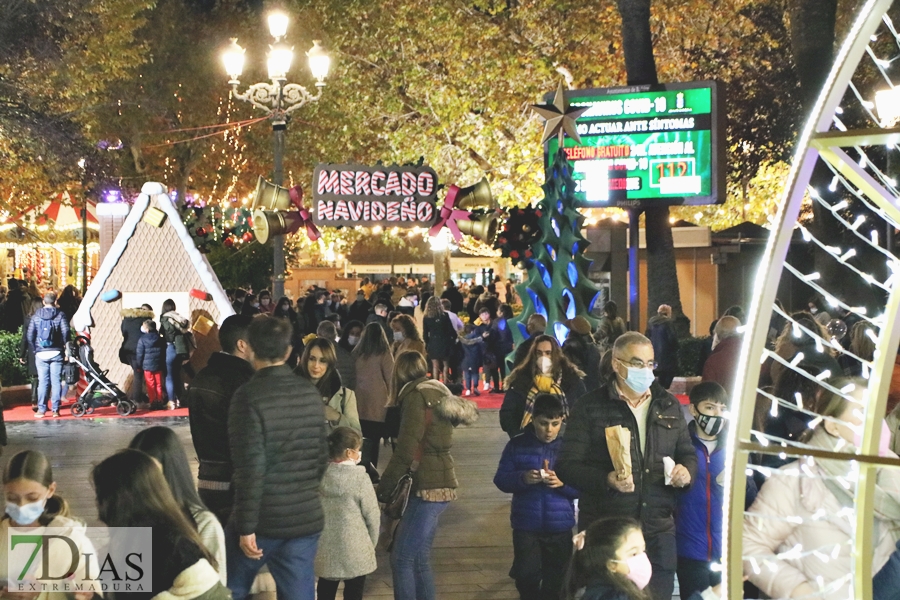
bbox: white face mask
[537,356,552,375]
[347,335,359,346]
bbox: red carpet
[4,399,188,422]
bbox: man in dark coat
[26,292,69,418]
[227,315,327,600]
[645,304,679,389]
[556,331,697,600]
[441,279,464,314]
[701,315,742,395]
[186,315,255,524]
[347,290,371,324]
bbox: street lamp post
[222,13,330,298]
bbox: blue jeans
[464,369,479,391]
[390,496,449,600]
[225,525,320,600]
[165,343,182,402]
[35,353,63,413]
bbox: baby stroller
[66,336,136,417]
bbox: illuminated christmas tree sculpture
[498,83,605,349]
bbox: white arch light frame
[724,1,900,599]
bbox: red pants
[143,371,165,402]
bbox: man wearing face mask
[556,331,697,600]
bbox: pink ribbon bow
[429,184,471,241]
[289,185,321,242]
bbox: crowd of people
[6,271,900,600]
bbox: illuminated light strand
[794,221,892,292]
[809,187,897,266]
[782,262,878,325]
[820,159,900,231]
[762,348,868,403]
[755,388,863,429]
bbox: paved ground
[4,409,519,599]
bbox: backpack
[37,315,58,348]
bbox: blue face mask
[6,499,46,525]
[623,366,655,395]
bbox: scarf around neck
[520,374,565,429]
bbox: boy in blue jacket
[494,394,578,600]
[675,381,757,599]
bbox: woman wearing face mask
[257,290,275,314]
[1,451,98,600]
[297,339,361,433]
[500,335,586,439]
[744,376,900,600]
[563,518,719,600]
[390,314,425,359]
[353,323,395,481]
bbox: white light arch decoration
[725,1,900,599]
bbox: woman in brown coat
[376,351,478,600]
[352,323,395,478]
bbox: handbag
[382,405,432,520]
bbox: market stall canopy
[12,192,99,231]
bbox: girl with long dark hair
[160,298,192,409]
[297,338,361,433]
[92,450,229,600]
[129,426,226,583]
[500,334,585,438]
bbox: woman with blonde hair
[377,351,478,600]
[422,296,456,382]
[390,314,425,358]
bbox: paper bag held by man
[605,425,632,480]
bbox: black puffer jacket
[556,380,697,535]
[186,352,255,479]
[135,332,166,372]
[120,308,154,358]
[228,364,327,538]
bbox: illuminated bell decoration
[252,209,304,244]
[454,177,495,211]
[457,211,501,244]
[143,207,167,227]
[251,176,294,211]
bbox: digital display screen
[545,81,724,208]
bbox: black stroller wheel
[71,404,86,418]
[116,402,134,416]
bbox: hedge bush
[0,329,29,387]
[677,336,708,377]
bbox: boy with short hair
[494,394,578,600]
[675,381,757,599]
[135,319,166,406]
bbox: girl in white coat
[315,427,380,600]
[744,377,900,600]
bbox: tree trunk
[788,0,838,113]
[617,0,688,334]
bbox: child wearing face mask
[1,450,98,600]
[136,319,167,407]
[314,427,380,600]
[675,382,758,599]
[494,394,578,600]
[564,517,720,600]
